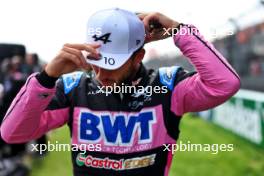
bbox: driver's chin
[99,79,118,86]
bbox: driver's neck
[123,63,142,85]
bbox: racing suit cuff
[172,23,189,44]
[36,70,59,88]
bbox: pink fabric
[0,75,69,143]
[72,105,175,154]
[164,149,174,176]
[171,25,240,116]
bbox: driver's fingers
[64,43,100,56]
[136,12,148,20]
[61,51,82,68]
[62,46,88,68]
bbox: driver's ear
[133,48,145,65]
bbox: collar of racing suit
[113,63,152,100]
[123,63,149,87]
[90,63,152,101]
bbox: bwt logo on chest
[77,109,157,146]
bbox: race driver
[1,8,240,176]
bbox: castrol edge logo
[76,153,156,170]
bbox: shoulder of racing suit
[157,66,197,139]
[61,71,85,94]
[158,66,197,90]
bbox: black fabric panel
[173,68,197,87]
[36,70,58,88]
[45,79,70,110]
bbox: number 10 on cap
[104,57,115,65]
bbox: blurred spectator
[0,51,47,176]
[0,55,29,176]
[23,53,42,74]
[250,58,262,76]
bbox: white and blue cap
[85,8,145,70]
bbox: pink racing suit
[1,24,240,176]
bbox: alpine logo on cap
[92,33,112,44]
